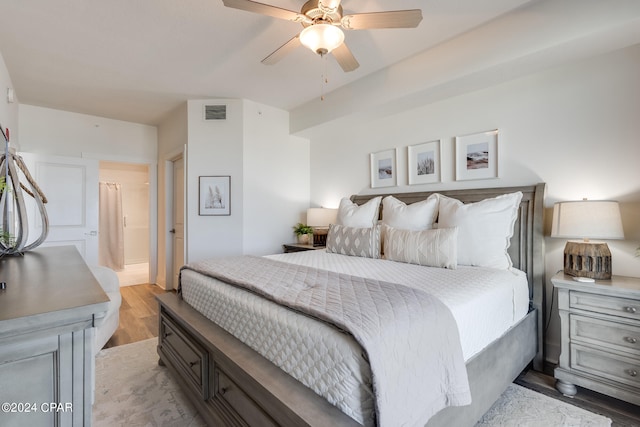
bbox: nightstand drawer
[571,343,640,389]
[570,291,640,321]
[570,314,640,356]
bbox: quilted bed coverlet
[182,255,471,427]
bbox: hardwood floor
[103,283,170,349]
[104,284,640,425]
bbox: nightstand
[552,272,640,405]
[283,243,325,253]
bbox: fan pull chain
[320,53,328,101]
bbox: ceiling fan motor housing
[301,0,343,27]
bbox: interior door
[19,153,99,264]
[172,156,185,290]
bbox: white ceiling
[1,0,639,127]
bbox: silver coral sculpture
[0,126,49,255]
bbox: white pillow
[438,192,523,269]
[382,194,438,230]
[336,196,382,228]
[384,225,457,269]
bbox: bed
[156,183,546,427]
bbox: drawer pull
[163,331,173,338]
[624,336,638,344]
[189,360,200,368]
[220,387,228,395]
[626,369,638,377]
[624,306,637,314]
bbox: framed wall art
[407,140,441,185]
[199,176,230,216]
[370,149,397,188]
[455,130,499,181]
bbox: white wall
[19,105,157,160]
[305,44,640,364]
[0,53,19,147]
[186,99,244,263]
[18,104,159,280]
[183,99,311,263]
[242,100,310,255]
[156,103,188,288]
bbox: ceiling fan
[221,0,423,72]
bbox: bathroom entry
[99,161,150,286]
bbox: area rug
[94,338,612,427]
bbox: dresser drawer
[570,314,640,357]
[570,291,640,321]
[160,312,208,398]
[215,369,278,427]
[571,343,640,389]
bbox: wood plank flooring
[104,284,640,425]
[103,283,170,349]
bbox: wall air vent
[204,104,227,120]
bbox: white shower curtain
[99,182,125,271]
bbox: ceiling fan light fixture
[299,23,344,55]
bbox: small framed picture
[199,176,230,216]
[370,149,397,188]
[407,140,441,185]
[455,130,499,181]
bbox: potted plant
[293,222,314,244]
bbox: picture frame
[407,140,441,185]
[370,149,397,188]
[455,130,499,181]
[199,176,230,216]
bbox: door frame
[163,146,186,291]
[83,152,158,287]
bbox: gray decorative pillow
[384,225,458,269]
[326,223,381,259]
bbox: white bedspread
[182,255,470,427]
[180,251,529,426]
[267,251,530,360]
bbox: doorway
[99,161,150,286]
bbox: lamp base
[312,229,328,247]
[563,241,612,280]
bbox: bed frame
[156,183,546,427]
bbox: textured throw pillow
[326,223,381,259]
[438,192,523,269]
[381,194,438,230]
[384,225,458,269]
[336,196,382,228]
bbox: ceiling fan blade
[332,43,359,72]
[222,0,309,23]
[341,9,423,30]
[261,35,302,65]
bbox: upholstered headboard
[351,183,546,367]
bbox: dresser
[553,272,640,405]
[0,246,110,426]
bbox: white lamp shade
[306,208,338,227]
[299,24,344,55]
[551,200,624,240]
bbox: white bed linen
[180,251,529,426]
[267,250,529,360]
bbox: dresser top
[551,272,640,296]
[0,246,110,323]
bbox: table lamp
[551,199,624,280]
[307,208,337,247]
